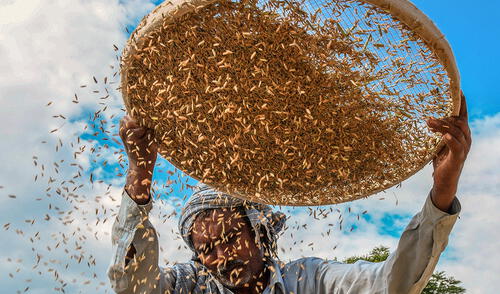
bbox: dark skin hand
[119,115,158,264]
[427,92,472,213]
[119,115,158,205]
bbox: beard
[213,259,253,289]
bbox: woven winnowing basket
[120,0,460,206]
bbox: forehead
[191,208,248,244]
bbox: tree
[343,246,466,294]
[422,271,466,294]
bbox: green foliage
[343,246,466,294]
[422,271,466,294]
[343,246,390,264]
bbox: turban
[179,182,286,258]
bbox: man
[108,93,471,294]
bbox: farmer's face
[191,208,266,289]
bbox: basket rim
[119,0,460,206]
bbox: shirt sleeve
[313,190,461,294]
[107,189,176,294]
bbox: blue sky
[410,0,500,118]
[0,0,499,293]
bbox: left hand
[426,92,472,212]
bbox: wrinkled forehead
[191,207,248,244]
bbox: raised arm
[121,115,157,205]
[426,92,472,212]
[107,115,172,293]
[120,115,158,267]
[288,188,461,294]
[292,93,471,293]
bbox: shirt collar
[196,258,286,294]
[264,259,286,294]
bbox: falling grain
[119,0,453,205]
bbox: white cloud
[0,0,157,292]
[440,192,500,294]
[433,113,500,294]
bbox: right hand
[119,115,158,204]
[119,115,158,172]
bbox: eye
[206,243,215,254]
[229,233,238,243]
[198,243,214,255]
[221,232,236,244]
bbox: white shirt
[108,189,461,294]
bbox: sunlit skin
[426,92,472,212]
[191,208,270,294]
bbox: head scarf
[179,182,286,259]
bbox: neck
[234,263,270,294]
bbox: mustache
[216,259,245,276]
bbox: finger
[459,91,468,120]
[432,144,448,170]
[428,120,469,153]
[442,133,465,160]
[119,121,130,152]
[120,124,142,138]
[439,117,471,145]
[143,128,156,142]
[436,141,449,156]
[119,118,128,140]
[124,117,140,130]
[119,118,125,133]
[120,116,134,133]
[125,128,147,140]
[428,119,466,140]
[121,115,146,134]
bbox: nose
[213,245,235,267]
